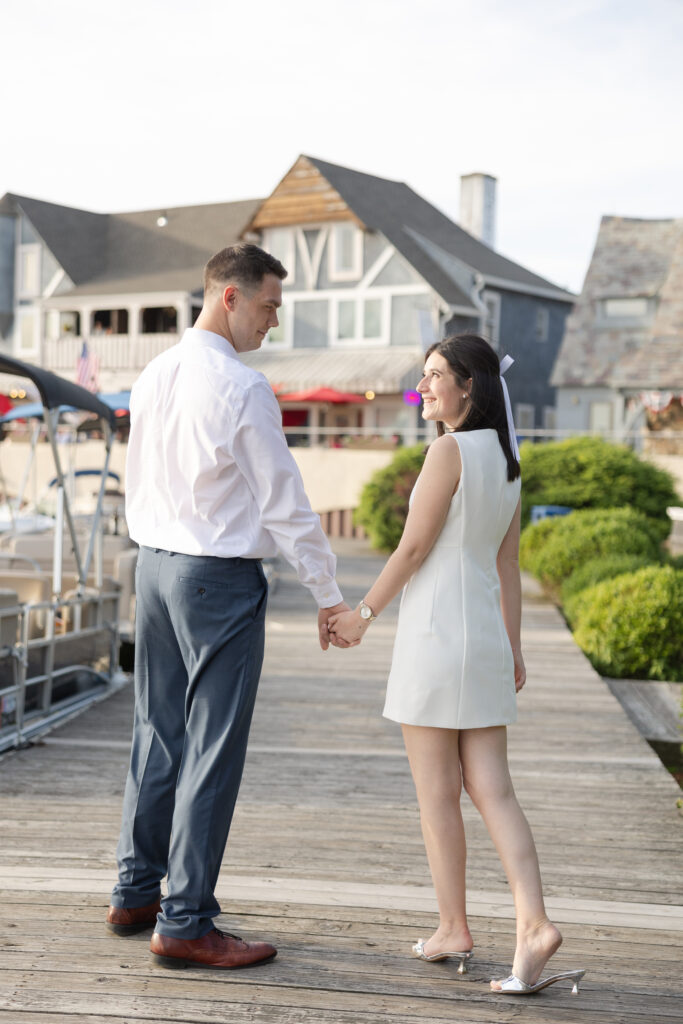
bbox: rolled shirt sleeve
[230,381,343,608]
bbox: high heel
[492,969,586,995]
[412,939,473,974]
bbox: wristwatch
[359,600,376,622]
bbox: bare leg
[458,726,561,988]
[402,724,472,956]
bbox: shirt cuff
[309,580,344,609]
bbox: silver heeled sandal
[412,938,473,974]
[493,969,586,995]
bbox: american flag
[76,341,100,393]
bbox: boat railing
[0,584,122,753]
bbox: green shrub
[568,566,683,681]
[519,515,565,572]
[519,507,664,590]
[561,553,656,608]
[354,444,425,551]
[519,436,678,531]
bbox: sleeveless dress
[383,429,521,729]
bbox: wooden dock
[1,539,682,1024]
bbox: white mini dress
[383,429,521,730]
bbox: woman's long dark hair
[425,333,520,481]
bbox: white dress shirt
[125,328,343,608]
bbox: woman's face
[417,352,470,430]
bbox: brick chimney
[459,173,497,248]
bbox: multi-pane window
[334,297,385,343]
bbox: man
[107,244,348,969]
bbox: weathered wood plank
[0,541,681,1024]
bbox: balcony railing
[43,334,179,373]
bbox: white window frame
[535,307,549,342]
[263,228,296,285]
[329,293,390,347]
[328,223,363,282]
[482,290,501,349]
[18,244,41,298]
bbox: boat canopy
[0,355,115,427]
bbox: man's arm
[231,381,346,630]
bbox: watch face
[360,604,372,620]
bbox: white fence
[43,334,178,373]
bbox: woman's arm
[328,435,461,644]
[496,497,526,691]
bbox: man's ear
[223,285,237,310]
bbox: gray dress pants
[111,546,267,938]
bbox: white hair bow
[499,355,520,460]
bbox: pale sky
[3,0,681,293]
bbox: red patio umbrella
[277,387,366,404]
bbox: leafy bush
[519,514,565,572]
[567,566,683,681]
[519,507,664,590]
[519,436,678,531]
[561,553,656,607]
[354,444,425,552]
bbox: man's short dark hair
[203,244,287,297]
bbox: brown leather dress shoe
[150,927,277,969]
[106,899,162,936]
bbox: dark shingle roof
[304,156,574,302]
[0,193,108,283]
[551,216,683,388]
[0,194,262,295]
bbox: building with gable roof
[0,155,574,439]
[551,215,683,447]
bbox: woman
[329,334,584,996]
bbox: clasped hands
[318,602,371,650]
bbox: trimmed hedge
[567,566,683,681]
[560,554,656,608]
[519,507,664,590]
[519,436,677,530]
[354,444,425,552]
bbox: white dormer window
[264,228,295,283]
[329,223,362,281]
[18,244,41,298]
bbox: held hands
[318,602,351,650]
[327,607,370,648]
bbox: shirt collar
[181,327,239,360]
